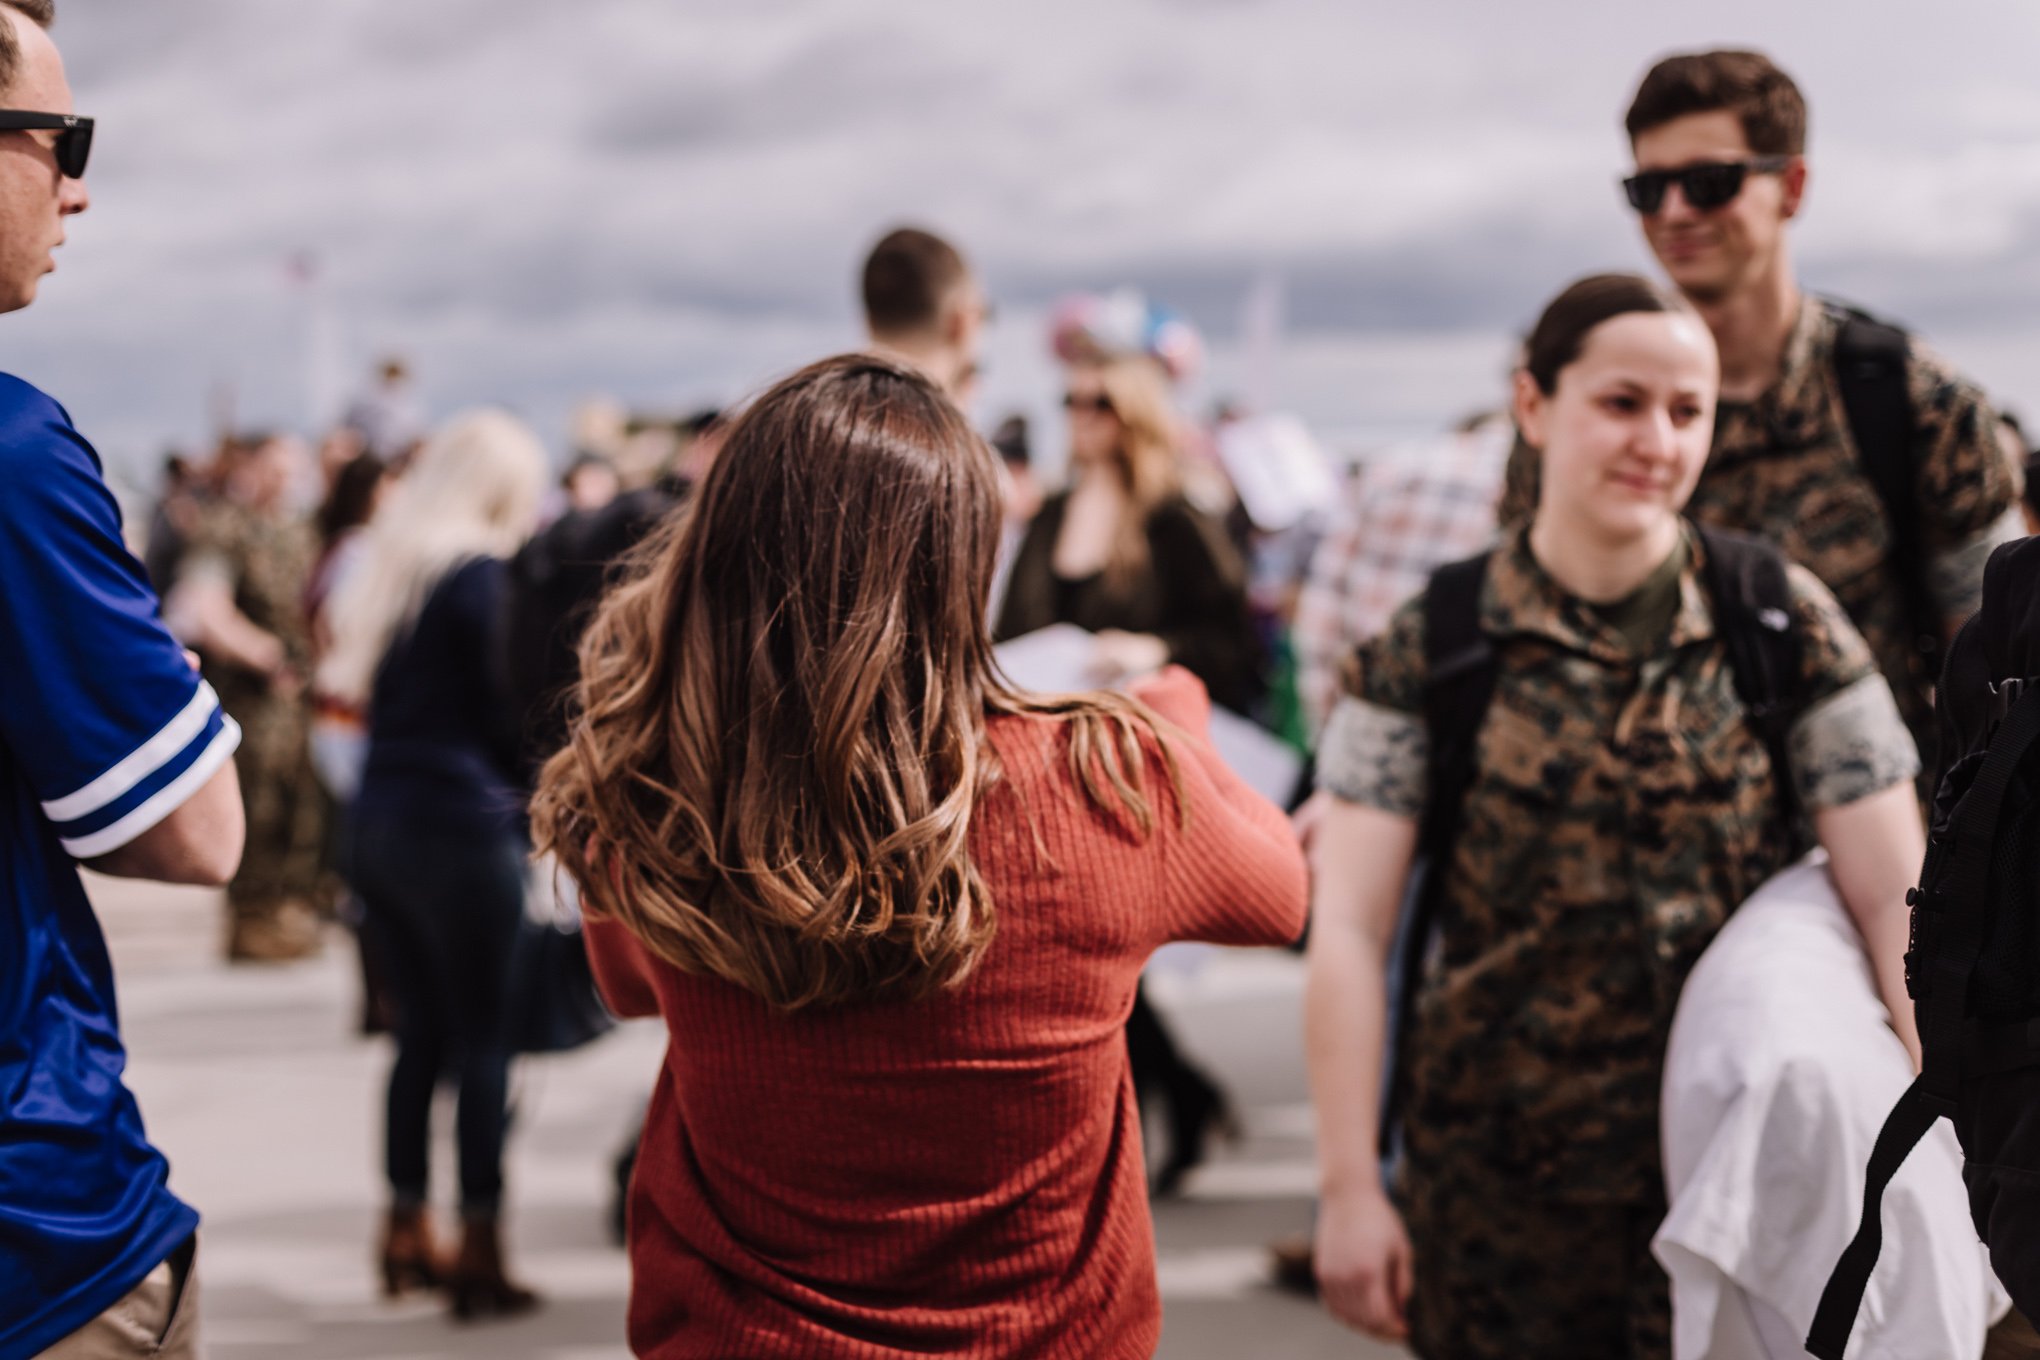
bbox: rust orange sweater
[583,669,1309,1359]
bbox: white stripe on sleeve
[42,682,223,823]
[60,715,242,859]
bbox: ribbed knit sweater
[582,668,1309,1359]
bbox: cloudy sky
[14,0,2040,487]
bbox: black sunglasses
[0,111,92,179]
[1622,155,1790,215]
[1062,392,1114,415]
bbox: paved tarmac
[90,872,1403,1360]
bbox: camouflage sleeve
[1908,340,2022,621]
[1927,507,2025,626]
[1494,427,1540,528]
[174,506,237,591]
[1783,563,1920,809]
[1318,597,1428,816]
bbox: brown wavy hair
[530,354,1182,1011]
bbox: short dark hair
[0,2,54,99]
[860,227,969,340]
[1523,273,1693,395]
[1626,50,1807,156]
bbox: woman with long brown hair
[531,355,1306,1358]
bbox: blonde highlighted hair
[529,355,1181,1012]
[1088,356,1185,582]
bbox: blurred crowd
[41,29,2040,1360]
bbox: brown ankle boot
[378,1205,449,1298]
[447,1214,540,1321]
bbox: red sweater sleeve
[583,913,662,1018]
[1130,667,1308,948]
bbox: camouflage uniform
[1318,524,1919,1359]
[1498,295,2023,767]
[180,501,327,955]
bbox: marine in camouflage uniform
[180,497,327,960]
[1497,295,2024,771]
[1318,523,1919,1359]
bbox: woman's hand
[1087,629,1169,684]
[1314,1184,1415,1340]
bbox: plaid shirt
[1294,418,1510,734]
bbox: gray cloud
[8,0,2040,485]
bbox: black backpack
[1809,536,2040,1359]
[1380,525,1809,1150]
[1830,304,1943,702]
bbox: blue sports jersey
[0,375,238,1359]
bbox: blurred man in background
[342,356,425,461]
[1293,413,1513,739]
[0,4,246,1355]
[861,225,989,408]
[169,432,328,962]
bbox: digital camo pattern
[1496,295,2022,761]
[1331,526,1914,1205]
[182,502,327,920]
[1315,693,1427,817]
[182,500,317,670]
[1789,671,1919,810]
[1397,1161,1671,1360]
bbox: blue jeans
[345,812,526,1216]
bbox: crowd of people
[7,4,2040,1358]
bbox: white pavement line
[1155,1246,1273,1300]
[203,1322,314,1348]
[1143,949,1304,1008]
[199,1239,628,1310]
[1244,1101,1318,1140]
[1177,1157,1320,1200]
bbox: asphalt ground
[89,873,1403,1360]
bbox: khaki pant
[38,1237,199,1360]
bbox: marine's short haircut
[860,227,969,340]
[1626,49,1807,157]
[0,1,55,100]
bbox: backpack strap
[1377,552,1498,1154]
[1832,306,1938,674]
[1808,682,2040,1359]
[1805,1076,1941,1359]
[1696,525,1807,825]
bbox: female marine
[1305,275,1923,1358]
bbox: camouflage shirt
[180,500,316,703]
[1497,295,2023,762]
[1319,524,1918,1203]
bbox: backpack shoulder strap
[1696,524,1806,819]
[1831,303,1937,669]
[1419,552,1499,856]
[1376,551,1497,1156]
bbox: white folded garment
[1655,853,2009,1359]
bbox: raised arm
[1129,667,1308,948]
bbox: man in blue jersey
[0,4,246,1357]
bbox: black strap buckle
[1989,675,2040,724]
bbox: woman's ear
[1512,369,1547,452]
